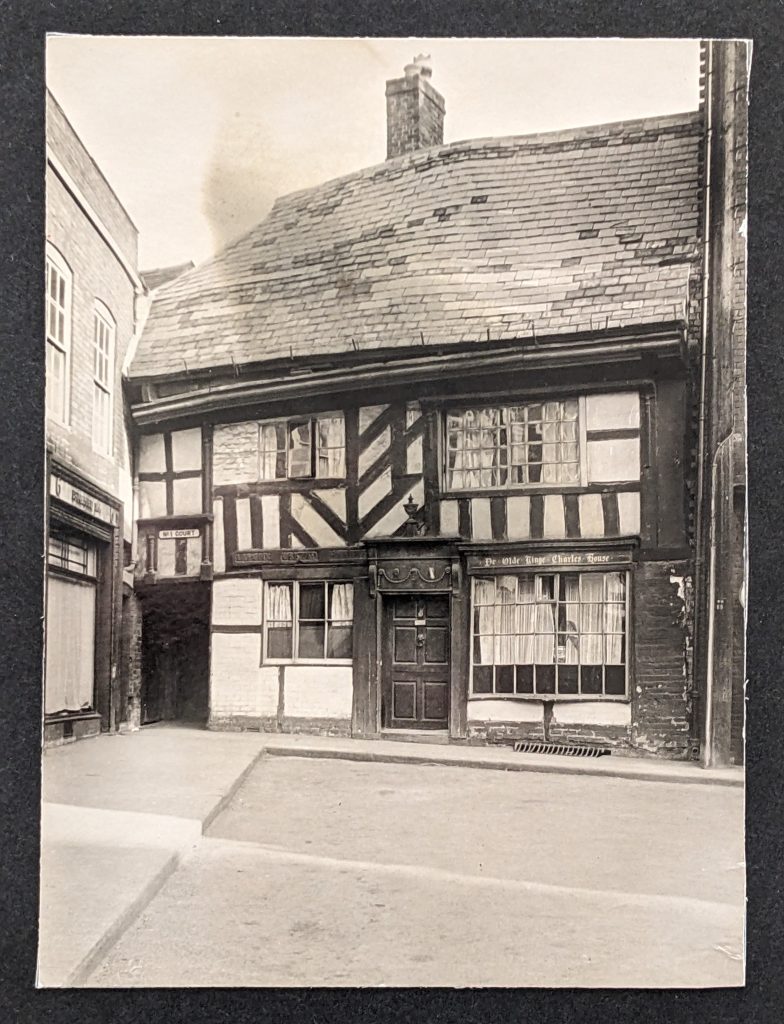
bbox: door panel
[382,593,450,730]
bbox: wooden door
[382,593,450,729]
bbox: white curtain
[45,575,96,714]
[605,572,625,664]
[317,416,345,477]
[562,574,580,664]
[579,574,604,663]
[474,578,496,663]
[329,582,353,622]
[267,583,292,623]
[541,401,561,484]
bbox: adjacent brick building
[123,50,746,763]
[44,90,143,744]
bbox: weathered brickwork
[386,71,445,159]
[47,92,138,270]
[46,159,136,522]
[119,588,143,730]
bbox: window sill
[263,660,353,667]
[468,693,630,703]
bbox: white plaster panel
[440,499,459,536]
[236,496,253,550]
[138,433,166,474]
[358,466,392,519]
[506,496,531,540]
[471,497,492,540]
[406,434,424,474]
[587,438,640,483]
[157,537,175,576]
[543,494,566,538]
[210,634,278,716]
[213,498,226,574]
[171,427,203,472]
[617,491,641,536]
[313,488,347,522]
[172,476,202,515]
[213,422,259,485]
[359,426,391,477]
[585,392,640,430]
[283,665,353,719]
[139,479,166,519]
[578,493,605,538]
[551,702,632,726]
[292,493,343,547]
[467,700,543,724]
[211,578,262,626]
[261,494,280,548]
[359,405,388,432]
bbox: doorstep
[260,733,744,787]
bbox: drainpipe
[694,40,714,763]
[702,431,741,767]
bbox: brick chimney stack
[385,55,445,159]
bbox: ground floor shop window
[45,530,99,714]
[264,581,353,662]
[471,571,627,698]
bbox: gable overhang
[131,322,689,430]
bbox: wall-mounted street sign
[467,550,633,571]
[159,528,200,540]
[49,473,119,527]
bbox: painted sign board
[49,473,119,527]
[159,528,200,540]
[467,550,633,571]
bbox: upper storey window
[259,414,345,480]
[445,399,581,490]
[92,302,115,456]
[45,246,72,424]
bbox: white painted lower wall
[467,700,543,724]
[212,578,262,627]
[283,665,353,720]
[551,702,632,726]
[210,633,278,717]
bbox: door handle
[416,633,425,648]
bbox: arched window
[92,300,116,456]
[45,245,72,424]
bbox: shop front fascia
[45,457,124,743]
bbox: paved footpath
[82,753,746,988]
[38,726,265,987]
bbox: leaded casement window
[45,247,72,423]
[263,581,353,662]
[471,571,628,698]
[445,399,582,490]
[92,302,115,456]
[258,413,345,481]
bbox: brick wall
[385,73,445,159]
[46,92,138,270]
[120,588,143,730]
[631,560,693,758]
[46,164,136,519]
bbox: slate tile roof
[130,112,703,380]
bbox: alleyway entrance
[140,582,210,725]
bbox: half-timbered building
[124,56,740,760]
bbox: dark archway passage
[140,582,211,726]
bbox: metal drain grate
[513,741,610,757]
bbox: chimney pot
[385,57,445,160]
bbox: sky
[46,36,700,272]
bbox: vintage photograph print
[40,36,747,988]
